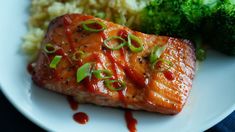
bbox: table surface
[1,91,234,132]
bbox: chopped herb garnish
[103,36,127,50]
[93,69,113,79]
[81,20,106,32]
[127,34,143,52]
[104,79,126,91]
[76,63,92,83]
[49,55,62,69]
[72,50,85,61]
[43,43,57,54]
[156,59,173,72]
[150,45,167,65]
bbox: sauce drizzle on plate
[125,110,137,132]
[66,96,89,125]
[73,112,89,124]
[66,96,79,111]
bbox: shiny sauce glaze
[66,96,79,111]
[64,16,76,51]
[64,16,91,125]
[42,15,176,129]
[101,31,126,102]
[65,23,140,128]
[163,70,174,81]
[66,96,89,125]
[27,63,35,75]
[125,110,137,132]
[73,112,89,124]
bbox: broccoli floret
[140,0,220,39]
[140,0,210,60]
[203,0,235,55]
[140,0,235,58]
[181,0,220,24]
[140,0,194,38]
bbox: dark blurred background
[0,91,234,132]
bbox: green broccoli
[140,0,235,58]
[140,0,212,60]
[140,0,220,38]
[140,0,194,39]
[203,0,235,55]
[180,0,221,60]
[181,0,220,24]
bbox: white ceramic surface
[0,1,235,132]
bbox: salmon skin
[31,14,196,114]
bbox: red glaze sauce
[84,77,97,93]
[76,59,95,93]
[123,67,146,88]
[73,112,89,124]
[120,48,146,88]
[55,47,73,64]
[83,53,103,93]
[86,22,103,30]
[67,96,79,111]
[27,63,34,75]
[155,61,163,69]
[105,50,119,78]
[125,110,137,132]
[163,70,174,81]
[55,48,65,56]
[102,49,127,105]
[63,15,76,51]
[118,29,128,40]
[100,31,107,40]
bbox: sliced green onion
[43,43,57,54]
[93,69,113,79]
[150,45,167,65]
[49,55,62,69]
[196,48,206,61]
[72,50,85,61]
[81,20,106,32]
[76,63,92,83]
[104,79,126,91]
[156,59,173,71]
[127,34,143,52]
[160,59,173,68]
[103,36,126,50]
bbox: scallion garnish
[127,34,143,52]
[72,50,85,61]
[49,55,62,69]
[81,20,106,32]
[103,36,127,50]
[76,63,92,83]
[149,45,173,70]
[43,43,57,54]
[150,45,167,66]
[104,79,126,91]
[156,59,173,71]
[93,69,113,79]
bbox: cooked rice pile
[22,0,149,60]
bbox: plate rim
[1,82,235,131]
[0,83,52,131]
[0,0,235,130]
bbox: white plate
[1,1,235,132]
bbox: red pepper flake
[73,112,89,124]
[163,70,174,81]
[27,63,35,75]
[118,29,128,40]
[125,110,137,132]
[155,61,163,69]
[66,96,79,111]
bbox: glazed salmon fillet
[31,14,196,114]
